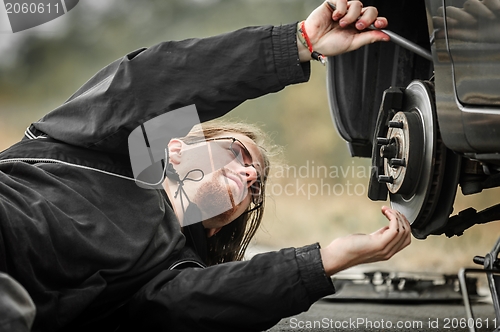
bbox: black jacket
[0,23,334,332]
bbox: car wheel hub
[370,81,460,238]
[379,110,424,198]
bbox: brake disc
[371,80,461,239]
[386,81,443,227]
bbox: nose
[235,162,258,189]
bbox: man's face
[193,168,250,229]
[170,132,264,230]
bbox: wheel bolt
[390,158,406,167]
[380,144,397,159]
[378,175,394,184]
[388,121,404,129]
[376,137,390,145]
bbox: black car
[328,0,500,240]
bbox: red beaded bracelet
[297,21,326,65]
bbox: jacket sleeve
[123,244,335,332]
[32,23,310,154]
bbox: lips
[223,171,246,203]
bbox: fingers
[464,0,496,19]
[435,1,498,28]
[338,2,380,30]
[373,17,388,29]
[381,205,390,215]
[432,1,500,42]
[382,206,399,232]
[383,207,410,234]
[378,207,411,259]
[390,208,411,247]
[325,207,411,271]
[339,1,364,27]
[391,211,411,250]
[355,6,380,30]
[483,0,500,13]
[326,0,386,30]
[326,0,348,21]
[446,6,478,25]
[306,0,389,57]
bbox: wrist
[296,20,326,65]
[320,239,352,277]
[320,247,338,277]
[297,34,312,62]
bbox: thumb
[350,30,389,50]
[370,225,390,236]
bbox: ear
[206,227,222,238]
[168,139,184,165]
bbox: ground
[268,300,496,332]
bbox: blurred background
[1,0,499,273]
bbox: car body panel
[427,0,500,153]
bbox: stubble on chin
[193,169,237,225]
